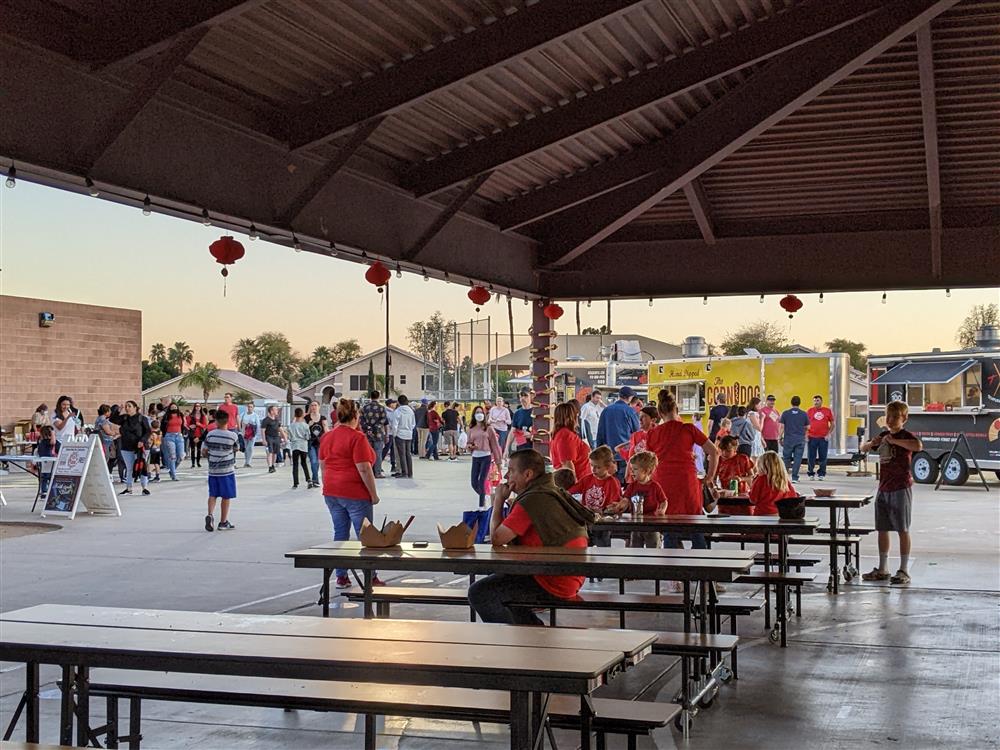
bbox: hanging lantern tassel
[779,294,803,319]
[468,285,491,312]
[209,235,245,297]
[364,261,391,295]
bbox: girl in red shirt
[549,402,592,481]
[616,406,659,481]
[645,392,719,516]
[748,452,798,515]
[185,404,208,468]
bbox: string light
[524,298,529,306]
[882,292,887,305]
[444,272,450,283]
[946,288,951,298]
[422,269,429,282]
[586,300,592,308]
[759,294,764,304]
[201,208,211,226]
[85,177,100,198]
[329,241,338,258]
[293,235,302,252]
[5,165,15,189]
[703,296,708,306]
[142,195,151,215]
[819,292,824,304]
[248,224,259,241]
[648,297,653,307]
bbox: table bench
[804,495,873,592]
[83,669,678,750]
[733,572,816,646]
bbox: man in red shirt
[468,450,595,625]
[806,395,835,481]
[759,394,781,452]
[217,392,241,456]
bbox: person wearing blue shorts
[203,410,239,532]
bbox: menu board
[41,435,120,519]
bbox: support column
[531,302,557,457]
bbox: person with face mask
[160,401,186,481]
[111,400,151,496]
[467,405,503,508]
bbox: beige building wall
[0,295,141,430]
[142,380,250,406]
[339,353,427,401]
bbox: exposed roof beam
[275,118,384,229]
[683,179,716,245]
[74,29,209,172]
[402,172,494,262]
[401,0,885,198]
[535,0,963,268]
[287,0,648,151]
[537,225,1000,299]
[917,23,943,279]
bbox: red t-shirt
[622,479,668,515]
[319,424,377,501]
[217,403,239,429]
[646,421,707,515]
[717,453,754,489]
[748,474,798,516]
[759,406,781,440]
[427,410,442,432]
[623,429,648,460]
[550,428,592,480]
[876,429,917,492]
[570,474,622,513]
[502,503,588,599]
[807,406,834,438]
[162,413,184,434]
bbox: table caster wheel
[842,566,854,583]
[768,626,781,644]
[718,665,734,684]
[699,696,715,709]
[674,712,693,732]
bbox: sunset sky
[2,180,997,368]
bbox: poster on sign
[41,435,120,519]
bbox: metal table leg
[682,580,692,632]
[321,568,331,617]
[75,665,90,747]
[363,569,374,619]
[25,660,39,743]
[59,665,74,746]
[828,506,840,594]
[509,691,531,750]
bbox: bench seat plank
[734,572,816,585]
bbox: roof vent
[681,336,708,358]
[974,325,1000,350]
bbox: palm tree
[149,343,167,364]
[168,342,194,373]
[179,362,222,403]
[231,338,259,375]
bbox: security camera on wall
[38,312,54,327]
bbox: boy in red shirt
[806,395,835,481]
[860,401,922,585]
[716,435,755,515]
[570,446,622,547]
[748,451,798,515]
[618,451,667,548]
[468,450,594,625]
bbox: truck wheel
[941,454,969,486]
[911,452,939,484]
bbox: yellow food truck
[647,352,854,458]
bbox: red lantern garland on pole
[364,261,391,293]
[208,236,245,296]
[468,285,491,312]
[542,302,564,321]
[779,294,803,319]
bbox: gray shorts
[874,487,912,532]
[442,430,459,448]
[265,436,281,455]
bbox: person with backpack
[239,402,261,468]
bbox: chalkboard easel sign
[41,435,121,519]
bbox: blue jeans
[427,431,440,460]
[783,441,806,480]
[471,454,492,507]
[120,449,148,490]
[308,445,320,482]
[367,436,385,476]
[495,430,508,456]
[664,533,708,550]
[807,437,829,477]
[162,433,185,480]
[468,573,560,625]
[324,496,375,579]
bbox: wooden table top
[591,514,819,535]
[2,604,658,660]
[803,495,872,508]
[287,543,753,582]
[0,606,637,694]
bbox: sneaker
[818,476,825,481]
[217,520,235,530]
[205,514,214,532]
[268,466,276,474]
[119,488,131,495]
[292,484,298,489]
[171,477,179,482]
[890,570,911,585]
[861,568,890,581]
[806,474,815,480]
[142,488,151,496]
[335,575,352,589]
[153,476,161,483]
[372,577,387,587]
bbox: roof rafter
[286,0,648,151]
[402,172,494,262]
[535,0,964,268]
[683,179,716,245]
[916,23,943,279]
[402,0,886,198]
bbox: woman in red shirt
[160,402,186,481]
[549,401,592,481]
[426,401,442,460]
[748,452,798,515]
[185,404,208,468]
[319,398,383,589]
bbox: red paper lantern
[208,236,245,296]
[779,294,803,318]
[542,303,564,321]
[364,261,391,292]
[468,285,491,311]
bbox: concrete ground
[1,454,998,749]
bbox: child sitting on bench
[748,451,798,516]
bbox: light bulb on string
[524,298,529,306]
[85,177,100,197]
[142,195,151,215]
[819,292,824,304]
[201,208,211,226]
[703,296,708,306]
[759,294,764,304]
[586,300,592,308]
[329,241,338,258]
[422,269,429,282]
[248,224,259,241]
[882,292,887,305]
[395,264,402,279]
[5,165,15,189]
[648,298,653,307]
[444,272,450,283]
[946,288,951,298]
[293,235,302,252]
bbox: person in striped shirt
[202,410,238,532]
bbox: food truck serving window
[872,359,979,411]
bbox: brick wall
[0,295,141,431]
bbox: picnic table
[287,542,753,630]
[0,604,657,750]
[804,494,873,593]
[0,455,57,508]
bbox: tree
[826,338,868,371]
[231,389,256,405]
[408,311,453,368]
[720,321,792,356]
[298,340,362,386]
[230,332,301,384]
[582,325,611,335]
[957,303,999,349]
[231,338,259,375]
[372,373,399,397]
[149,343,168,365]
[168,341,194,373]
[367,358,376,395]
[179,362,222,403]
[141,360,174,390]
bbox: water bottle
[729,479,739,493]
[631,495,643,518]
